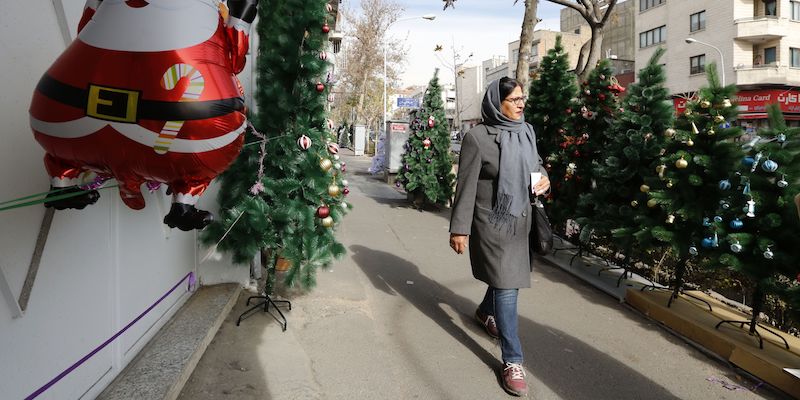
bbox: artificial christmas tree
[715,103,800,346]
[524,35,577,194]
[549,59,623,234]
[645,64,744,306]
[202,0,347,293]
[397,70,455,207]
[577,48,673,272]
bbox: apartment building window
[792,1,800,20]
[792,48,800,67]
[764,47,777,64]
[640,0,665,12]
[765,0,777,16]
[690,54,706,74]
[639,25,666,48]
[690,11,706,32]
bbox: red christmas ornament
[574,150,581,157]
[316,205,330,218]
[428,115,435,128]
[322,23,330,33]
[297,135,312,150]
[565,107,572,114]
[343,187,350,195]
[598,94,606,101]
[315,82,325,92]
[422,138,432,148]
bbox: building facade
[636,0,800,130]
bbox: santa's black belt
[36,74,245,123]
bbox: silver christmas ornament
[731,241,742,253]
[777,175,788,188]
[689,246,699,256]
[746,199,756,218]
[764,248,774,259]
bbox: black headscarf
[481,79,537,232]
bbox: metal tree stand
[236,249,291,330]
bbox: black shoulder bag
[529,200,553,255]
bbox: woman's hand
[533,175,551,196]
[450,233,468,254]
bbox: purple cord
[25,272,195,400]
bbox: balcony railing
[734,16,788,41]
[734,64,800,86]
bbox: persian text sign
[397,97,420,108]
[673,89,800,114]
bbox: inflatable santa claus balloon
[29,0,258,231]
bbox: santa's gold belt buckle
[86,84,140,123]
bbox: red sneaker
[475,308,499,339]
[502,362,528,396]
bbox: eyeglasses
[503,96,526,105]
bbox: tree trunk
[749,283,765,335]
[515,0,539,91]
[669,257,687,307]
[577,25,605,80]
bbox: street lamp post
[685,38,725,86]
[381,14,436,154]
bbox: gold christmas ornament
[722,98,732,107]
[666,214,675,224]
[320,158,333,171]
[687,139,694,147]
[714,115,725,124]
[684,110,692,117]
[700,100,711,108]
[640,184,650,193]
[665,128,676,137]
[647,199,658,208]
[321,216,334,227]
[666,180,674,188]
[675,157,688,169]
[707,128,715,136]
[691,122,699,135]
[328,184,341,196]
[631,200,639,207]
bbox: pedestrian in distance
[449,77,550,397]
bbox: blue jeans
[479,287,522,364]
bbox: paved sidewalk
[179,152,787,400]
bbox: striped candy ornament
[297,135,312,150]
[154,63,205,154]
[327,142,339,154]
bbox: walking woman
[449,77,550,396]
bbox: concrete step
[97,283,241,400]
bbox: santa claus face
[79,0,220,52]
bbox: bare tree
[334,0,404,127]
[546,0,617,80]
[514,0,539,91]
[433,40,473,133]
[444,0,618,81]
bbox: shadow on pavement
[349,245,681,399]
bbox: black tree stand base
[638,285,714,312]
[714,320,790,350]
[236,293,292,331]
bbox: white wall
[0,1,248,399]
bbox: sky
[346,0,565,87]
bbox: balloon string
[0,184,119,213]
[200,208,246,263]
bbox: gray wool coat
[449,123,547,289]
